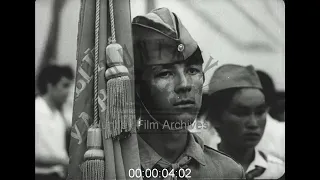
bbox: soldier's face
[218,88,268,149]
[140,61,204,126]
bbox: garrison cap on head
[208,64,262,95]
[132,7,203,73]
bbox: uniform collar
[183,132,207,166]
[216,145,268,173]
[137,135,162,170]
[137,132,207,170]
[246,149,268,173]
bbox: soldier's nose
[174,72,192,93]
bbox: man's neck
[218,142,255,171]
[42,94,62,112]
[139,117,189,163]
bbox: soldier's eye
[155,71,173,78]
[233,110,250,117]
[255,104,268,116]
[229,108,250,117]
[255,108,267,116]
[187,68,200,75]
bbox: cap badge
[177,44,184,52]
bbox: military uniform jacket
[138,132,246,179]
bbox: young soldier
[132,8,245,179]
[207,64,285,179]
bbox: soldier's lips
[173,104,196,108]
[243,132,261,141]
[173,100,195,108]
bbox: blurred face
[48,77,73,107]
[218,88,268,149]
[140,61,204,126]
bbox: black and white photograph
[35,0,285,179]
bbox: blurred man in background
[35,64,74,180]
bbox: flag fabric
[67,0,141,180]
[67,0,95,179]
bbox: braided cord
[93,0,101,125]
[109,0,116,43]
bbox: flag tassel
[105,43,135,139]
[81,125,105,180]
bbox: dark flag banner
[67,0,141,179]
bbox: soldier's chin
[165,114,195,131]
[243,139,261,148]
[175,113,196,125]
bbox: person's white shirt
[35,96,70,177]
[189,113,285,162]
[216,147,285,179]
[245,149,284,179]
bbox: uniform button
[177,44,184,52]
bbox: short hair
[269,91,285,117]
[37,64,74,95]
